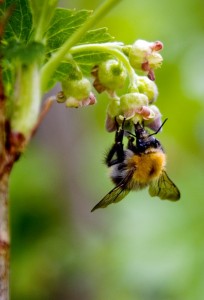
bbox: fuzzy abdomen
[109,150,166,190]
[128,151,166,188]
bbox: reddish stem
[0,173,9,300]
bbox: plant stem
[0,172,9,300]
[11,63,41,136]
[40,0,122,92]
[0,12,9,298]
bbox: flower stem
[0,173,9,300]
[70,43,138,89]
[40,0,122,92]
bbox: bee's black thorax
[126,122,163,155]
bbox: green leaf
[46,9,114,54]
[46,8,92,54]
[76,28,114,74]
[79,28,114,44]
[47,51,111,90]
[76,29,114,69]
[4,41,45,65]
[42,3,116,89]
[47,61,76,90]
[29,0,58,41]
[73,51,111,74]
[0,0,32,43]
[45,8,114,88]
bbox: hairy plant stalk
[0,11,9,300]
[0,172,9,300]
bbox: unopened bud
[97,59,127,91]
[106,98,120,118]
[120,92,149,118]
[62,77,92,100]
[137,76,158,103]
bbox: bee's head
[137,135,162,152]
[134,121,165,153]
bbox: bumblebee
[91,120,180,212]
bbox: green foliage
[29,0,58,40]
[45,9,114,87]
[45,9,92,53]
[1,0,116,95]
[79,27,114,44]
[0,0,119,136]
[1,1,115,72]
[73,50,111,74]
[0,0,32,42]
[4,41,45,64]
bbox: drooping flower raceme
[58,39,163,134]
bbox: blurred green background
[10,0,204,299]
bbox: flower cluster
[58,39,163,133]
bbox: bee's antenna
[148,118,168,137]
[125,131,136,138]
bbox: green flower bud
[107,98,121,118]
[61,77,92,100]
[120,92,149,118]
[137,76,158,103]
[98,59,127,91]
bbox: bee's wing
[91,171,133,212]
[149,170,180,201]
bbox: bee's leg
[127,136,135,151]
[114,117,125,143]
[105,124,125,167]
